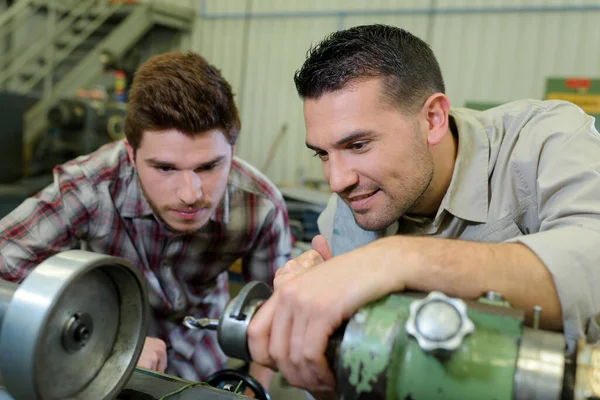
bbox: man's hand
[247,237,397,393]
[137,337,168,373]
[273,235,332,287]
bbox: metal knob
[405,291,475,353]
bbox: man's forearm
[371,236,563,330]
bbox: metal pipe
[0,0,33,29]
[0,280,18,331]
[198,2,600,20]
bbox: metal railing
[0,0,195,168]
[0,0,123,95]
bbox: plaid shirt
[0,140,292,381]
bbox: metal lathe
[0,250,599,399]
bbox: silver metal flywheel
[0,250,148,400]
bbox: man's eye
[195,163,217,173]
[313,151,328,161]
[349,142,367,151]
[156,166,174,172]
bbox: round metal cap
[0,250,149,400]
[405,291,475,353]
[218,281,272,361]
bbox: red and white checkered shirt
[0,140,292,381]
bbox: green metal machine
[186,282,600,400]
[337,292,565,400]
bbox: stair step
[56,36,101,51]
[54,33,76,48]
[70,12,126,33]
[58,49,91,65]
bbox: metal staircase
[0,0,194,163]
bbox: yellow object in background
[545,78,600,132]
[227,258,244,296]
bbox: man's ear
[125,139,135,165]
[422,93,451,146]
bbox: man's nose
[177,170,202,205]
[326,156,358,194]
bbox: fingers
[274,249,326,288]
[137,337,167,372]
[249,242,341,393]
[269,293,296,382]
[301,317,336,390]
[296,248,327,269]
[285,294,335,391]
[311,235,332,261]
[288,303,315,389]
[247,296,278,369]
[251,280,337,392]
[156,348,167,373]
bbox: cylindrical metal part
[217,281,272,361]
[0,280,17,331]
[0,250,149,400]
[485,291,504,302]
[513,328,565,400]
[573,340,600,399]
[336,293,524,400]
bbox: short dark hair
[294,24,445,113]
[125,51,240,151]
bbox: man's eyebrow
[305,142,322,151]
[144,155,226,169]
[306,131,375,151]
[145,158,176,168]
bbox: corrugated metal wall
[193,0,600,185]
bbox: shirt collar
[121,172,153,218]
[438,109,490,224]
[211,187,230,224]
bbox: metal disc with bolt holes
[0,250,149,400]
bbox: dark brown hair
[125,51,240,151]
[294,25,445,114]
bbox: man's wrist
[366,236,419,294]
[248,362,275,389]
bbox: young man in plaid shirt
[0,52,292,389]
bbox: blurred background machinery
[0,0,194,219]
[0,93,127,218]
[32,97,126,174]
